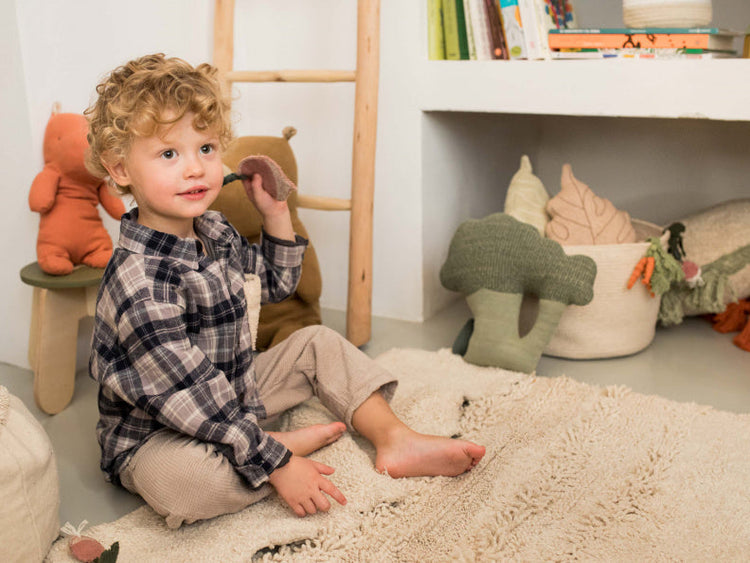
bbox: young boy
[86,53,485,529]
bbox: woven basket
[623,0,712,28]
[544,219,665,359]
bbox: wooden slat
[296,194,352,211]
[213,0,235,95]
[226,70,356,83]
[346,0,379,347]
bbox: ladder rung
[296,194,352,211]
[227,70,356,83]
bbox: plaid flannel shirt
[89,209,307,488]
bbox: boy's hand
[268,455,347,517]
[243,173,295,241]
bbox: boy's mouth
[180,186,209,200]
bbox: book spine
[547,33,723,50]
[533,0,555,57]
[427,0,446,60]
[498,0,527,59]
[455,0,471,59]
[548,27,723,35]
[554,0,576,28]
[442,0,461,59]
[518,0,542,59]
[468,0,493,59]
[486,0,509,59]
[552,48,733,59]
[463,0,478,59]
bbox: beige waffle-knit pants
[119,325,397,528]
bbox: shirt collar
[118,209,234,269]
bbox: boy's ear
[103,158,130,188]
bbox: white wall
[1,0,38,370]
[2,0,425,368]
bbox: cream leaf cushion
[503,155,549,236]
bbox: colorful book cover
[485,0,509,59]
[498,0,526,59]
[532,0,556,57]
[427,0,446,60]
[543,0,575,29]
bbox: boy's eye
[200,144,215,155]
[161,149,176,160]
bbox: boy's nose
[184,155,205,177]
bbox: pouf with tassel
[0,386,60,562]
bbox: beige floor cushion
[0,386,60,562]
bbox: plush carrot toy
[627,237,684,297]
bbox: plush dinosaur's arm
[28,166,60,213]
[97,182,127,220]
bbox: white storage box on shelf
[623,0,712,28]
[544,220,666,359]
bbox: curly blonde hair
[85,53,233,193]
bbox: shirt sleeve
[108,296,291,488]
[239,229,308,304]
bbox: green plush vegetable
[440,213,597,373]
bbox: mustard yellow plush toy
[211,128,323,350]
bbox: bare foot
[374,428,486,478]
[268,422,347,457]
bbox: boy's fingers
[313,461,335,475]
[313,492,332,512]
[320,479,347,506]
[301,499,316,515]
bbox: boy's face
[106,111,224,238]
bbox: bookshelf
[418,59,750,121]
[372,1,750,322]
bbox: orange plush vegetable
[628,256,655,291]
[627,237,684,298]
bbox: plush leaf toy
[29,107,125,275]
[441,213,597,373]
[546,164,636,245]
[503,155,549,236]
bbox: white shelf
[418,59,750,121]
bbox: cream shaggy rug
[47,348,750,562]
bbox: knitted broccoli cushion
[0,385,60,563]
[441,213,597,373]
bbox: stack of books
[427,0,576,61]
[548,27,740,59]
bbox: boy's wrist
[261,207,295,242]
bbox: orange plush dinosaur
[29,107,125,275]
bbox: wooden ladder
[213,0,379,347]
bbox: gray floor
[1,300,749,530]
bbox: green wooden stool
[20,262,104,414]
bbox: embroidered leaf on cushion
[546,164,636,245]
